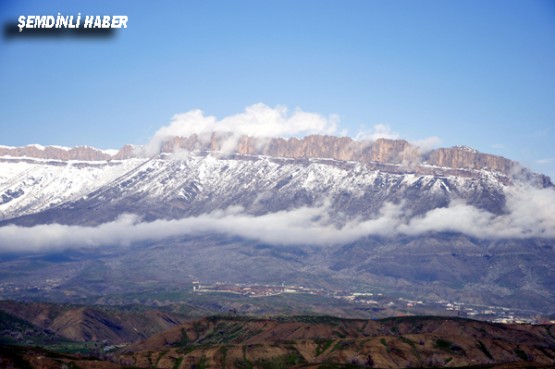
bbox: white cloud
[353,124,440,153]
[355,124,400,141]
[0,185,554,254]
[146,103,339,155]
[400,185,555,238]
[410,136,441,152]
[144,104,443,160]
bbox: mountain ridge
[1,134,551,185]
[0,133,554,314]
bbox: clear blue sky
[1,0,554,178]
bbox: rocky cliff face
[0,145,112,161]
[426,147,515,174]
[158,134,421,165]
[1,134,550,186]
[112,144,136,160]
[154,133,546,184]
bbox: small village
[0,278,550,325]
[191,280,553,325]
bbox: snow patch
[26,144,45,150]
[49,145,72,151]
[101,149,119,156]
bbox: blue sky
[1,0,554,177]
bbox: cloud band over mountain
[0,184,553,253]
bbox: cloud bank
[145,104,440,155]
[355,124,400,141]
[147,103,339,155]
[0,185,553,254]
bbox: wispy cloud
[0,184,553,254]
[537,158,555,164]
[410,136,441,152]
[355,124,399,141]
[354,124,440,152]
[528,128,550,139]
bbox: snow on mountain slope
[0,146,553,313]
[0,158,146,220]
[0,151,509,227]
[109,154,505,213]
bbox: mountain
[0,134,554,314]
[1,135,550,225]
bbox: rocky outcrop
[156,133,540,181]
[157,134,419,166]
[426,147,516,174]
[0,145,112,161]
[112,144,136,160]
[2,134,550,185]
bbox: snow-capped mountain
[0,134,554,313]
[0,135,549,225]
[0,156,144,221]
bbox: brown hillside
[0,300,186,344]
[116,316,555,369]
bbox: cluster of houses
[191,281,551,324]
